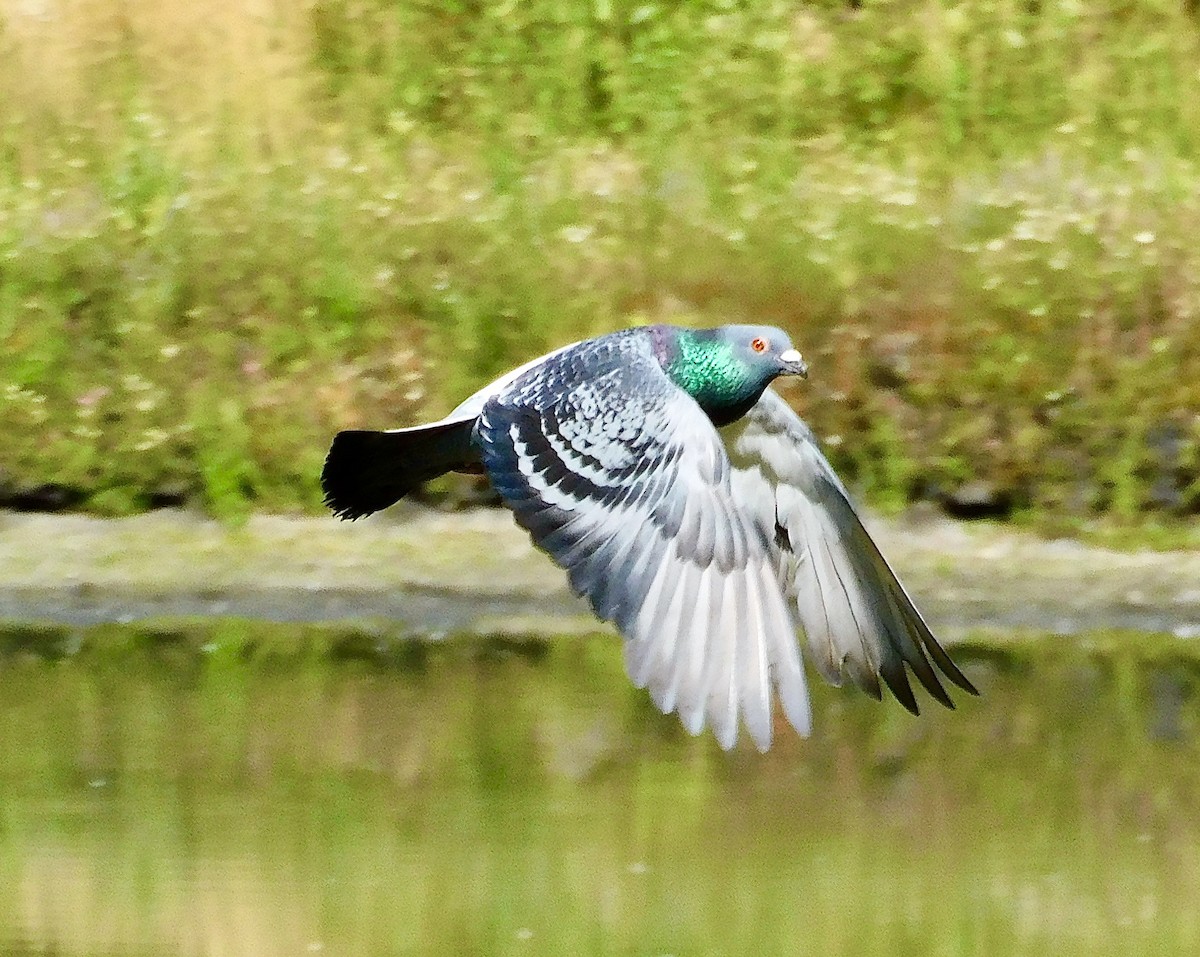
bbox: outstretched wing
[721,388,978,712]
[475,334,810,751]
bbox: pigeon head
[658,324,808,426]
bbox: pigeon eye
[750,337,769,354]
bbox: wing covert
[475,335,811,750]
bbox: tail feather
[321,418,477,520]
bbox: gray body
[321,325,975,750]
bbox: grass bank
[1,508,1197,632]
[1,0,1198,531]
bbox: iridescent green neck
[663,329,763,425]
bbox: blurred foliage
[0,0,1199,528]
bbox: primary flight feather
[321,324,977,750]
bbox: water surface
[1,623,1198,956]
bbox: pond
[1,622,1199,956]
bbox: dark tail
[321,418,477,520]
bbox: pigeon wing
[721,388,978,712]
[475,337,811,751]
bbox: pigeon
[321,324,977,750]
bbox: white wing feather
[721,388,977,712]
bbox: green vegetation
[1,0,1199,528]
[3,623,1200,955]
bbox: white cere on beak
[778,348,809,378]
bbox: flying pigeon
[321,324,977,750]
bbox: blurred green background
[1,0,1198,532]
[3,622,1200,957]
[3,2,1200,955]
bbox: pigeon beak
[778,349,808,378]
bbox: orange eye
[750,337,769,353]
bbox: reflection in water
[1,622,1199,956]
